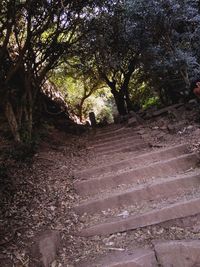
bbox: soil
[1,103,200,266]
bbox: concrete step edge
[74,170,200,215]
[74,153,199,196]
[74,143,189,179]
[79,197,200,237]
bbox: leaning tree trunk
[78,97,86,123]
[4,101,21,142]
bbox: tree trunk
[123,85,132,112]
[4,101,21,142]
[25,74,33,140]
[102,73,129,116]
[112,88,127,115]
[78,98,85,122]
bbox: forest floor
[1,101,200,266]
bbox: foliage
[51,65,113,122]
[143,97,161,110]
[79,0,200,111]
[0,0,111,141]
[81,1,140,115]
[126,0,200,103]
[2,0,200,140]
[90,89,114,123]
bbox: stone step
[93,129,139,143]
[95,127,134,138]
[75,144,189,180]
[95,140,147,156]
[79,196,200,237]
[94,125,125,135]
[89,135,142,151]
[74,153,199,197]
[91,133,140,147]
[77,249,158,267]
[74,171,200,215]
[155,240,200,267]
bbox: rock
[129,110,138,117]
[117,210,129,218]
[168,108,182,120]
[160,126,167,130]
[144,104,184,119]
[155,240,200,267]
[187,125,194,130]
[194,128,200,136]
[152,104,183,117]
[167,121,186,133]
[137,129,146,135]
[29,230,61,267]
[189,99,198,105]
[186,99,199,110]
[105,241,115,246]
[114,115,128,124]
[156,132,166,140]
[127,117,138,127]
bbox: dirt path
[74,122,200,267]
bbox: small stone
[117,210,129,218]
[106,242,115,246]
[187,125,194,130]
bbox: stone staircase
[73,125,200,266]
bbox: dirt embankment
[0,127,92,266]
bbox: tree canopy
[1,0,200,140]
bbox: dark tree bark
[111,87,127,115]
[4,101,21,142]
[100,59,136,116]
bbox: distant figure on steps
[89,112,97,128]
[193,81,200,98]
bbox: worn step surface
[77,249,158,267]
[88,136,143,152]
[75,153,199,196]
[94,127,136,139]
[91,130,140,145]
[96,140,148,156]
[79,196,200,237]
[94,125,124,135]
[74,171,200,215]
[75,143,189,180]
[77,240,200,267]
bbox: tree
[0,0,110,142]
[51,59,104,122]
[126,0,200,104]
[83,1,140,115]
[84,0,200,108]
